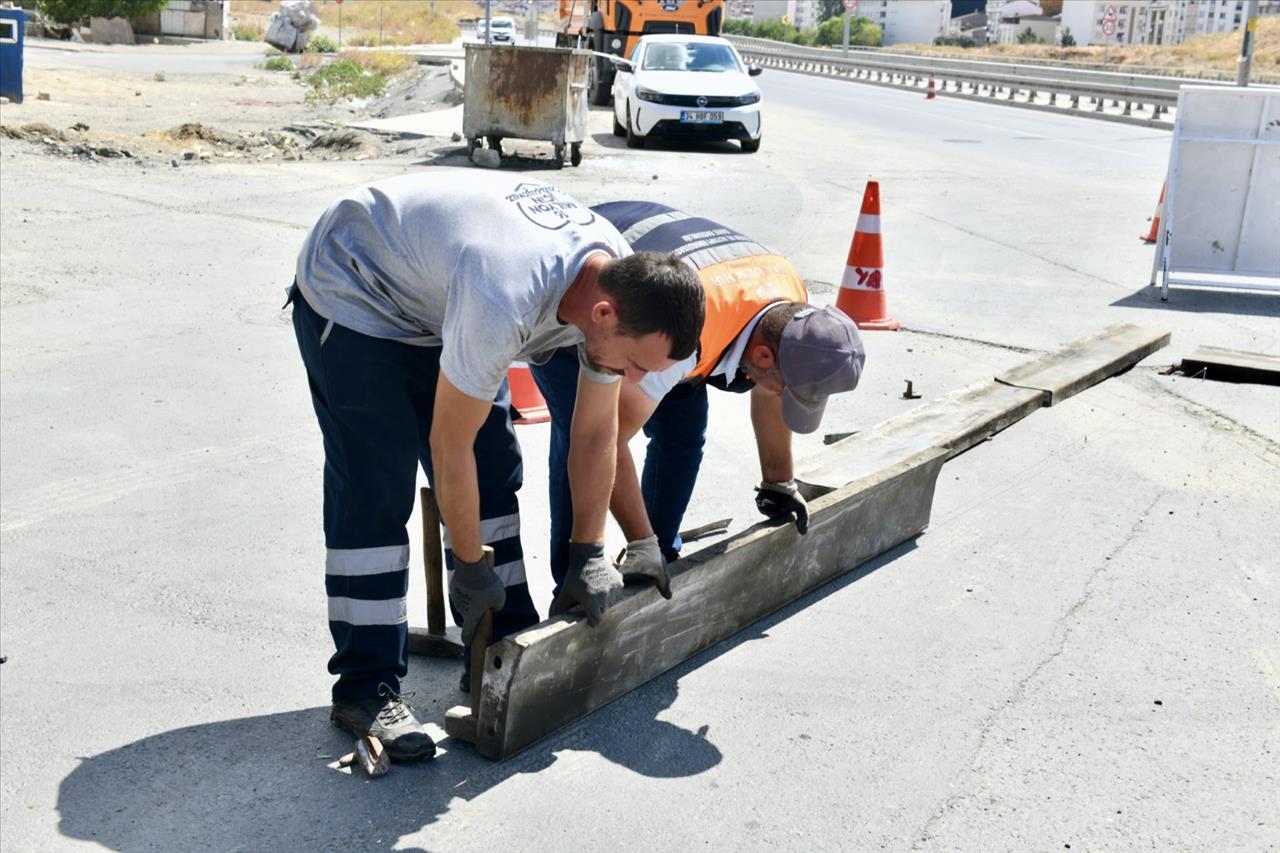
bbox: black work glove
[618,534,672,599]
[754,479,809,535]
[449,554,506,644]
[550,542,623,626]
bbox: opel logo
[696,96,708,108]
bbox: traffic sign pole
[842,0,858,57]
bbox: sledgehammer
[407,486,466,658]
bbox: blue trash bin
[0,7,25,104]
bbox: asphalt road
[2,57,1278,852]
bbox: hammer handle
[420,486,446,637]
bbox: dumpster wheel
[570,143,582,168]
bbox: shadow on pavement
[55,537,915,850]
[1111,283,1280,318]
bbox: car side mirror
[612,58,634,73]
[748,65,763,77]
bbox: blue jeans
[530,348,709,583]
[291,286,539,702]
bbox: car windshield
[640,42,741,72]
[492,20,513,29]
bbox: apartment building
[1059,0,1280,47]
[750,0,822,29]
[853,0,951,45]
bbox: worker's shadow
[55,538,912,850]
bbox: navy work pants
[291,287,539,702]
[529,348,710,583]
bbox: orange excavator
[556,0,725,105]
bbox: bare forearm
[752,388,794,482]
[568,432,615,544]
[609,443,654,541]
[431,444,483,563]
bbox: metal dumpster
[0,7,25,104]
[463,44,590,168]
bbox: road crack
[909,491,1164,849]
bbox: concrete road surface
[2,63,1277,851]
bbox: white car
[476,16,516,44]
[610,34,764,153]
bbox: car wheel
[625,104,644,149]
[740,136,761,153]
[612,110,625,137]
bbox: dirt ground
[0,40,460,165]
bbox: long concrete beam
[448,445,948,759]
[445,323,1170,760]
[798,324,1171,495]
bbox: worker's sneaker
[330,684,436,762]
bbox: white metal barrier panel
[1151,86,1280,299]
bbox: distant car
[477,16,516,44]
[610,34,763,153]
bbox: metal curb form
[445,323,1172,761]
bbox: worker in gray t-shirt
[289,172,704,761]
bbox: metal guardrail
[725,34,1278,125]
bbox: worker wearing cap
[530,201,865,594]
[290,177,704,761]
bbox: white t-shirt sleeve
[439,280,524,401]
[637,354,696,402]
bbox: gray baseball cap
[777,306,866,434]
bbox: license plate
[680,110,724,124]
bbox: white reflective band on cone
[854,213,881,234]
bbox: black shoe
[330,684,436,762]
[459,659,470,694]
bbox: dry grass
[315,0,479,46]
[339,49,416,76]
[230,0,479,45]
[908,17,1280,79]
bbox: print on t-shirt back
[504,182,596,231]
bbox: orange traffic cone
[507,363,550,425]
[925,73,936,99]
[1140,181,1165,243]
[836,181,899,331]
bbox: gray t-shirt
[296,172,629,400]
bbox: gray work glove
[755,479,809,535]
[550,542,623,626]
[618,534,672,599]
[449,554,506,644]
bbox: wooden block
[444,705,478,743]
[997,323,1171,405]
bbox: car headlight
[635,87,665,104]
[734,92,761,106]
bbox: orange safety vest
[590,201,808,385]
[688,252,809,380]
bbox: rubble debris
[160,123,249,149]
[37,92,51,101]
[472,147,500,168]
